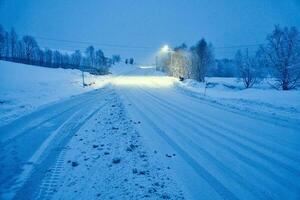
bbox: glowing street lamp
[156,45,174,71]
[161,45,171,53]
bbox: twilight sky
[1,0,300,63]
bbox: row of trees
[157,39,214,83]
[157,25,300,90]
[0,25,115,75]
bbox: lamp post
[159,45,174,73]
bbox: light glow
[112,76,175,88]
[161,45,170,53]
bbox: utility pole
[81,66,85,87]
[155,56,158,71]
[204,81,208,96]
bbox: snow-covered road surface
[113,66,300,200]
[0,65,299,200]
[0,88,112,198]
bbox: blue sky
[1,0,300,63]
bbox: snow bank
[0,61,108,125]
[178,77,300,122]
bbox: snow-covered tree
[171,43,190,78]
[261,25,300,90]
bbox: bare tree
[61,53,70,68]
[71,50,82,68]
[45,49,53,67]
[112,55,121,64]
[0,25,5,58]
[54,50,64,67]
[85,45,95,68]
[95,49,109,74]
[22,35,38,63]
[261,25,300,90]
[36,48,45,65]
[0,26,109,74]
[190,39,215,82]
[4,31,10,58]
[235,49,262,88]
[10,28,17,59]
[15,41,24,61]
[129,58,134,65]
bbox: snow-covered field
[0,61,109,126]
[0,61,300,200]
[178,78,300,126]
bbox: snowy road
[0,65,299,200]
[0,88,113,199]
[113,66,300,200]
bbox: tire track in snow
[129,87,300,197]
[173,83,300,130]
[0,94,104,194]
[0,89,111,144]
[35,148,67,200]
[123,87,285,199]
[155,78,299,149]
[3,89,112,200]
[48,89,185,200]
[33,100,110,200]
[140,86,300,172]
[120,87,239,200]
[153,80,300,154]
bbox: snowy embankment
[177,78,300,125]
[0,61,109,126]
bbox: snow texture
[0,61,299,200]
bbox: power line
[214,43,264,50]
[36,42,155,52]
[18,33,265,51]
[31,35,155,50]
